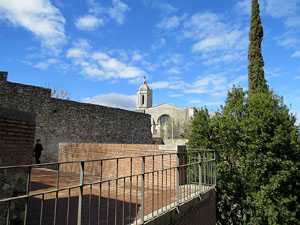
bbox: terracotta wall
[58,143,186,186]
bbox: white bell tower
[136,77,152,112]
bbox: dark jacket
[34,143,43,156]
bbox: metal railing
[0,150,216,225]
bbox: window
[159,114,171,125]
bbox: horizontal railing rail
[0,149,216,225]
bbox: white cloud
[160,53,183,66]
[33,58,59,69]
[292,51,300,58]
[294,76,300,80]
[169,94,183,97]
[167,67,181,74]
[66,39,145,81]
[192,29,244,52]
[152,2,178,15]
[149,81,170,89]
[265,0,299,18]
[276,31,300,49]
[108,0,130,25]
[82,93,136,110]
[229,75,248,88]
[184,12,248,64]
[157,15,185,29]
[149,79,188,90]
[132,52,143,61]
[186,74,227,96]
[203,102,222,106]
[189,100,201,103]
[235,0,251,15]
[75,14,104,31]
[151,38,166,51]
[284,16,300,28]
[0,0,66,54]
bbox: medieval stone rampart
[0,71,152,162]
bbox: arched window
[159,114,171,125]
[142,95,145,105]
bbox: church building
[136,78,200,144]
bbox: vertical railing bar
[115,159,118,225]
[135,175,138,225]
[157,170,159,214]
[89,184,92,225]
[129,157,132,223]
[161,155,163,212]
[107,181,110,225]
[152,155,154,218]
[195,152,197,194]
[6,200,10,225]
[23,166,31,225]
[122,177,125,225]
[169,154,172,207]
[189,153,191,199]
[176,153,179,205]
[53,164,60,225]
[203,152,207,190]
[146,158,149,220]
[67,189,71,225]
[98,160,102,225]
[183,160,186,202]
[141,156,145,223]
[165,157,167,210]
[199,152,202,193]
[40,194,44,225]
[77,161,84,225]
[214,151,216,186]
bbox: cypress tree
[248,0,268,94]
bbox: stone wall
[0,71,152,162]
[0,106,36,225]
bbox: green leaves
[248,0,268,94]
[187,87,300,224]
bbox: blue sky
[0,0,300,123]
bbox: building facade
[136,79,200,143]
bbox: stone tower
[136,77,152,112]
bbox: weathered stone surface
[0,72,152,162]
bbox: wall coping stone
[0,106,36,123]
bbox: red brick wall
[0,107,36,224]
[170,190,216,225]
[0,108,36,167]
[59,143,186,186]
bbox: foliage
[248,0,268,94]
[187,87,300,224]
[51,89,70,100]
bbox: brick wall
[58,143,186,186]
[0,106,36,224]
[0,106,36,167]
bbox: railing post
[176,152,180,205]
[77,161,84,225]
[141,156,145,223]
[198,151,202,193]
[214,151,216,186]
[23,166,31,225]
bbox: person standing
[33,139,43,164]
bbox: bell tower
[136,77,152,112]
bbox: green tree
[248,0,268,94]
[187,88,300,224]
